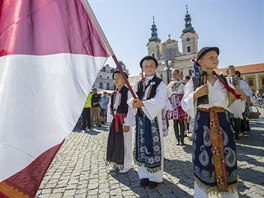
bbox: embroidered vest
[192,74,209,106]
[110,86,129,114]
[193,73,235,106]
[136,75,162,117]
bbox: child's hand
[132,98,144,108]
[123,125,130,132]
[194,84,208,99]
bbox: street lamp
[167,60,172,84]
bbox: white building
[93,62,129,91]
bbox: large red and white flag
[0,0,111,197]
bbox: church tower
[147,16,161,60]
[180,5,199,55]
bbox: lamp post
[167,60,172,84]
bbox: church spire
[182,5,196,35]
[149,16,161,42]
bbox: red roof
[215,63,264,75]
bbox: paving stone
[37,116,264,198]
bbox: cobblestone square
[37,109,264,198]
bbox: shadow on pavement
[238,164,264,186]
[73,125,110,135]
[164,158,193,191]
[237,144,263,157]
[109,168,192,197]
[182,143,192,154]
[238,154,264,167]
[238,181,251,198]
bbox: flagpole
[81,0,137,99]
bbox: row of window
[247,78,264,87]
[98,81,114,90]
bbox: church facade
[147,6,198,84]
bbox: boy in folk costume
[167,69,186,146]
[127,56,167,189]
[106,71,133,173]
[181,47,246,197]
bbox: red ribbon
[214,71,241,99]
[113,113,127,133]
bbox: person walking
[167,69,186,145]
[226,65,243,140]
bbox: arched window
[152,53,155,57]
[106,82,110,90]
[99,81,103,89]
[187,46,191,53]
[160,74,163,81]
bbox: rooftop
[215,63,264,75]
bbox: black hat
[140,56,158,68]
[112,70,128,79]
[196,47,219,61]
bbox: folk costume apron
[135,76,163,173]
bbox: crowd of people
[76,46,255,197]
[75,88,111,131]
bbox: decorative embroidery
[199,145,209,166]
[203,126,211,147]
[135,115,162,173]
[193,108,237,193]
[167,94,185,120]
[224,147,236,168]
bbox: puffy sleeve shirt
[181,78,245,119]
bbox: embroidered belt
[198,107,228,192]
[113,113,127,133]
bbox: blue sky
[89,0,264,76]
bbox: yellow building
[216,63,264,94]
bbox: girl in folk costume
[127,56,167,189]
[181,47,246,198]
[167,69,186,146]
[106,71,133,173]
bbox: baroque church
[147,6,198,84]
[94,6,198,90]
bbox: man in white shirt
[235,70,253,132]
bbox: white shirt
[128,76,168,121]
[240,79,253,96]
[167,80,185,97]
[107,90,134,126]
[181,78,245,119]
